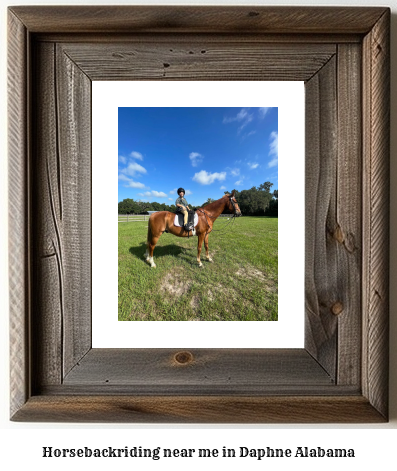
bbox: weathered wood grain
[31,42,92,387]
[362,9,390,419]
[56,45,91,377]
[9,6,387,34]
[34,33,363,45]
[304,56,338,378]
[12,396,385,424]
[32,42,63,388]
[335,44,362,386]
[8,10,29,419]
[60,42,335,81]
[63,349,333,388]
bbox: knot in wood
[331,302,344,316]
[174,351,194,365]
[333,225,344,244]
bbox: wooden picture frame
[8,6,390,423]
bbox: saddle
[174,210,198,233]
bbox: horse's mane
[197,194,230,212]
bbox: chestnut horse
[145,191,242,267]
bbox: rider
[175,188,191,228]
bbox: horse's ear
[231,190,235,197]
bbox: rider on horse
[175,188,191,230]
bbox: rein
[197,197,239,234]
[211,214,237,233]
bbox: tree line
[218,182,277,216]
[118,199,176,215]
[118,182,278,217]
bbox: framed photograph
[8,6,390,423]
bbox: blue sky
[118,107,278,207]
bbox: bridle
[197,196,240,234]
[228,196,239,215]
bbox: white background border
[92,81,305,348]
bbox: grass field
[118,216,278,321]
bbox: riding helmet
[177,187,185,195]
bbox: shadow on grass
[129,242,184,262]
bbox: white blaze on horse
[144,191,242,267]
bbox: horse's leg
[204,233,213,262]
[145,217,162,268]
[145,221,151,262]
[197,233,205,267]
[147,235,160,268]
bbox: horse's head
[226,190,242,217]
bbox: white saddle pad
[174,213,199,228]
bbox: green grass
[118,216,278,321]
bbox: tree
[136,201,152,213]
[202,197,216,207]
[265,189,278,216]
[259,182,273,193]
[151,201,162,211]
[231,182,274,216]
[118,198,139,214]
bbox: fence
[118,213,231,223]
[118,214,150,222]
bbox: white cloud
[229,168,240,177]
[235,180,244,186]
[242,130,256,140]
[189,152,204,167]
[118,155,127,164]
[126,181,146,188]
[130,151,143,160]
[223,108,253,134]
[259,107,271,118]
[248,162,259,170]
[238,118,253,133]
[220,185,227,190]
[168,198,173,201]
[118,174,131,182]
[170,188,177,194]
[121,161,147,176]
[118,174,146,188]
[192,170,226,185]
[184,189,193,195]
[223,108,249,124]
[141,190,167,198]
[268,131,278,168]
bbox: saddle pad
[174,212,199,228]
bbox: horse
[144,191,242,267]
